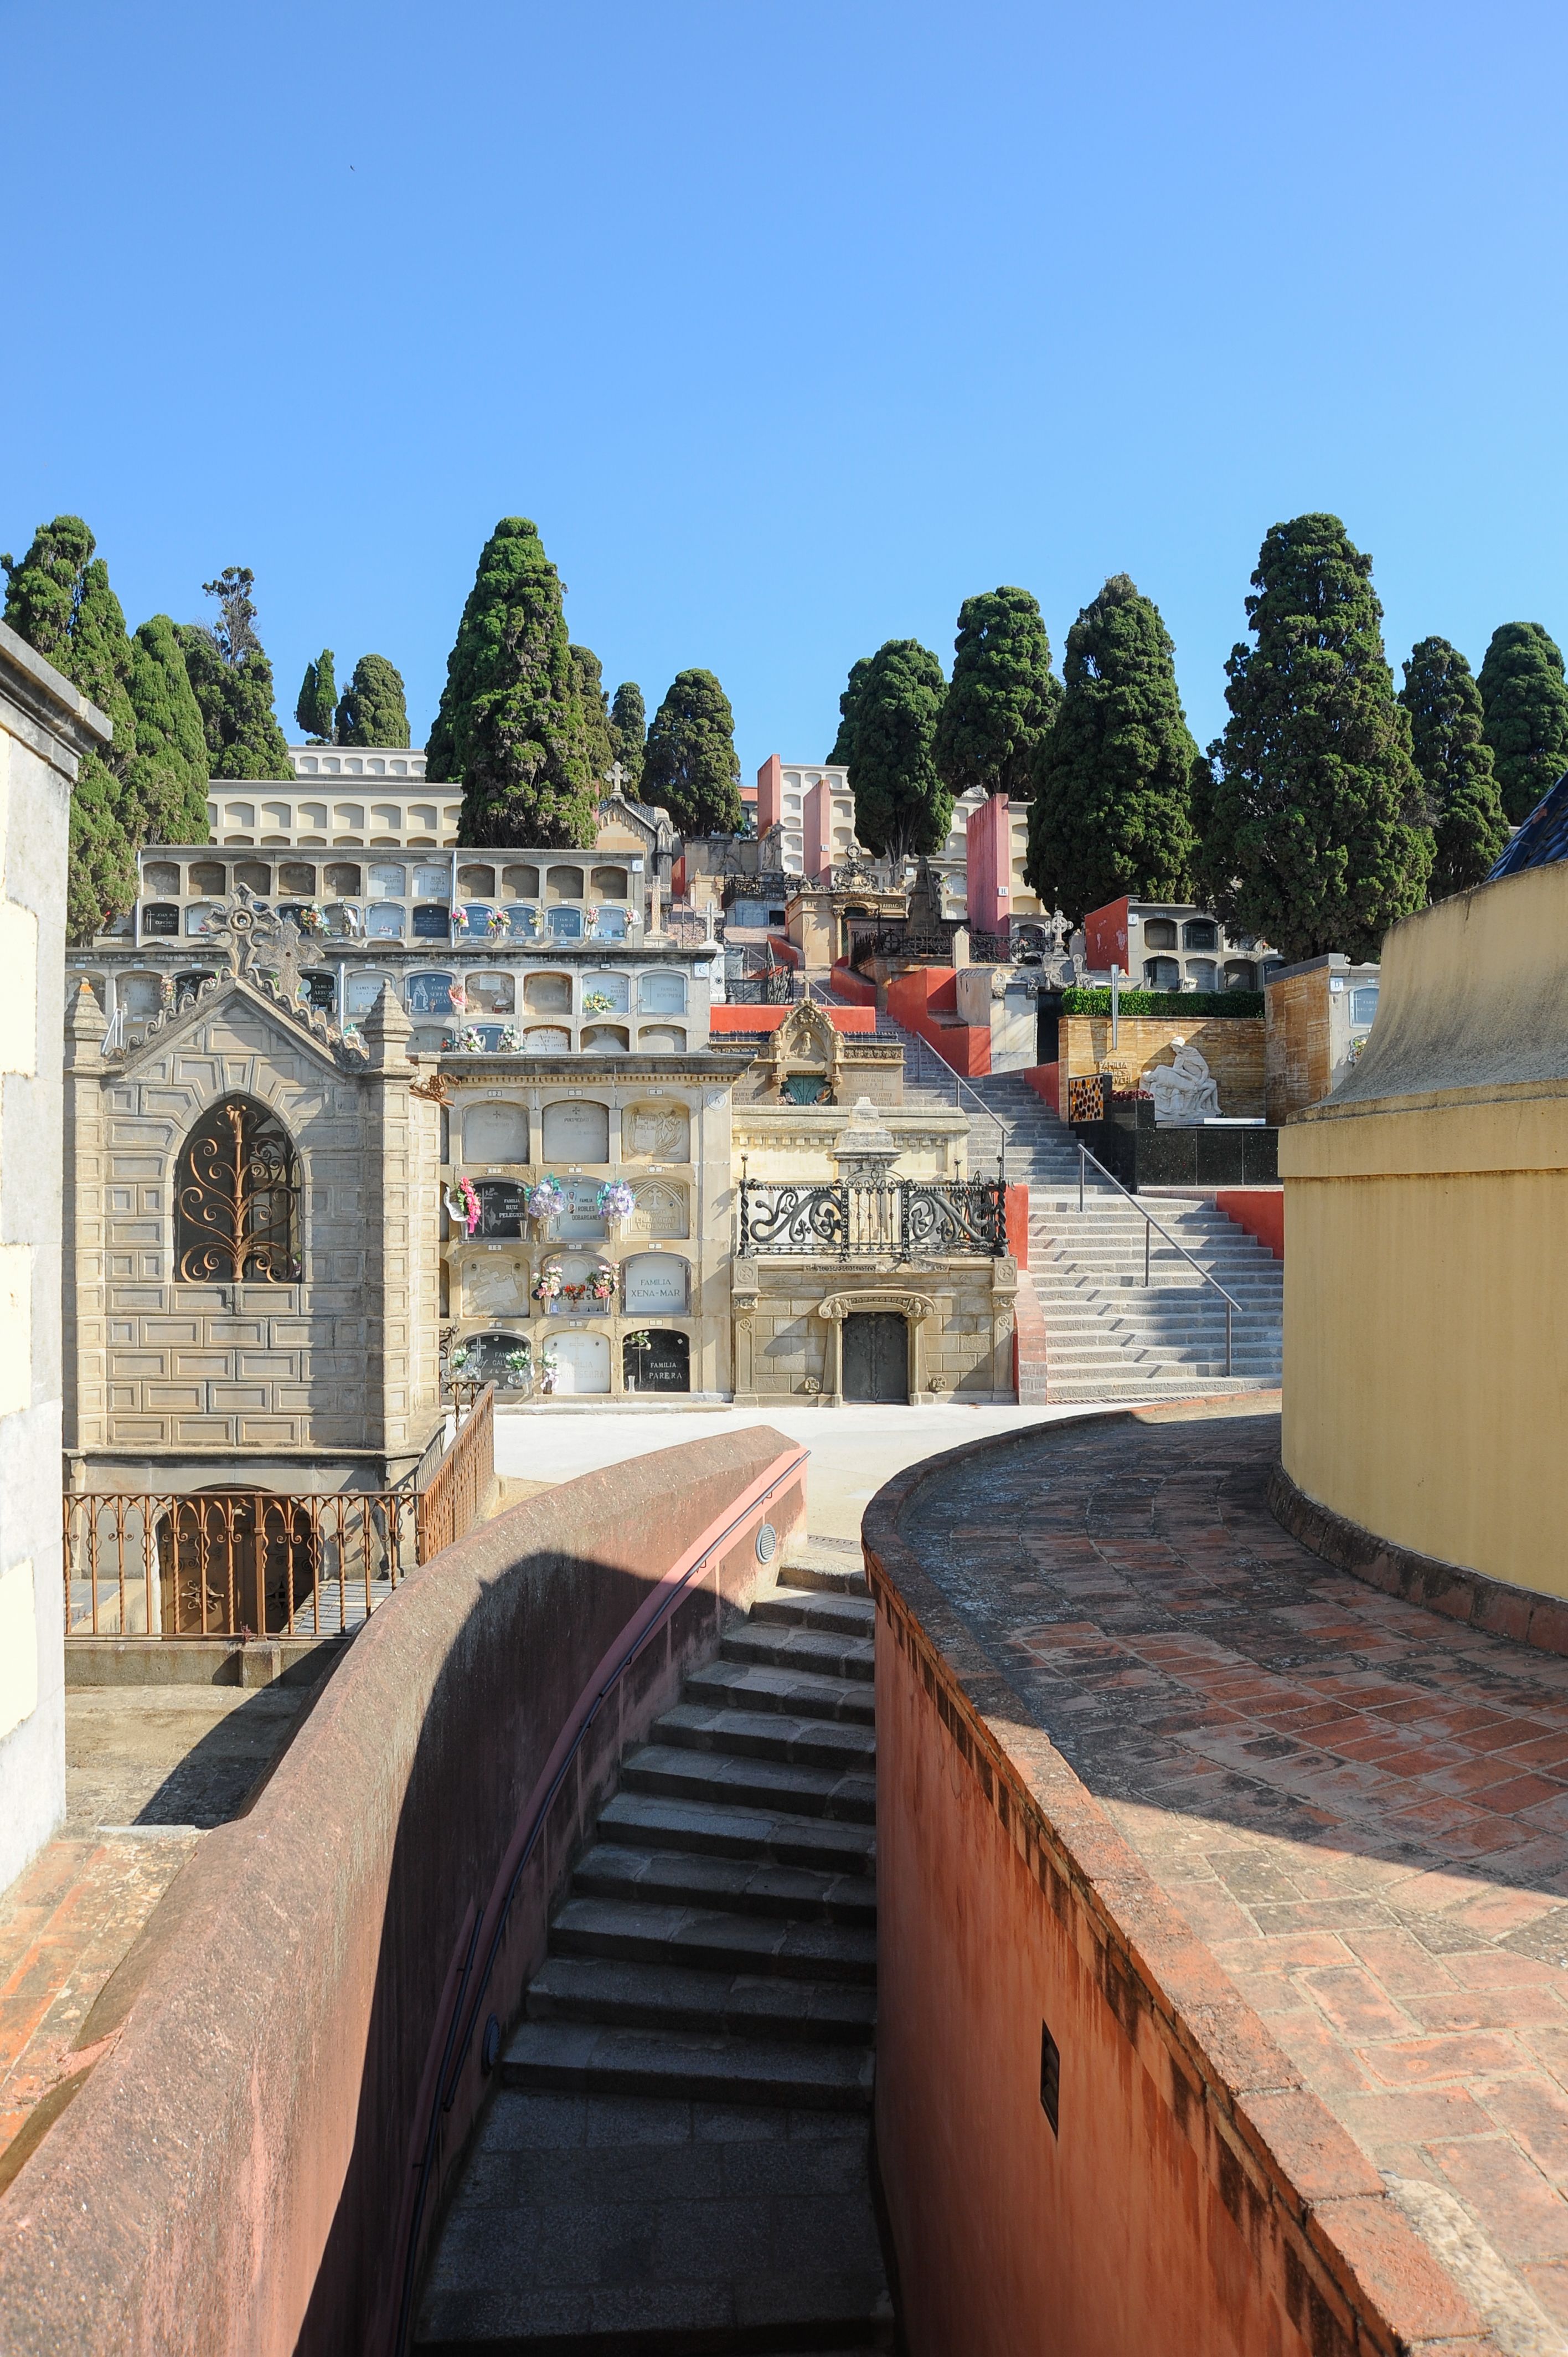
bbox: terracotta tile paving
[899,1404,1568,2345]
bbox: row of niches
[450,1098,694,1168]
[130,901,639,945]
[448,1246,693,1319]
[449,1324,693,1396]
[138,858,637,904]
[77,967,692,1039]
[449,1177,690,1243]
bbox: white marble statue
[1148,1041,1222,1126]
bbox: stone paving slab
[895,1405,1568,2348]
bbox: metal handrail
[1072,1140,1241,1376]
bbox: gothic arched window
[174,1096,301,1283]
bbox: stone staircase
[415,1552,893,2355]
[878,1023,1283,1404]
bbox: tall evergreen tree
[642,670,744,836]
[1199,514,1432,963]
[843,640,951,863]
[127,614,211,843]
[934,586,1060,802]
[1477,621,1568,824]
[1399,637,1509,898]
[427,518,596,847]
[1024,575,1197,921]
[2,514,138,938]
[569,645,616,793]
[336,652,410,746]
[827,655,871,766]
[609,681,646,791]
[178,566,292,779]
[295,649,337,741]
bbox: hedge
[1059,986,1264,1019]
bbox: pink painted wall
[1005,1182,1029,1269]
[803,779,831,883]
[965,792,1012,935]
[1021,1060,1061,1114]
[886,967,992,1075]
[755,753,783,836]
[1216,1187,1284,1259]
[1084,896,1130,974]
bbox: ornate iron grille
[739,1178,1005,1261]
[174,1096,301,1283]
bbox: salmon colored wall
[767,932,802,967]
[867,1531,1448,2357]
[1084,896,1130,973]
[1004,1182,1029,1269]
[1021,1061,1061,1114]
[1216,1187,1283,1258]
[828,961,878,1006]
[964,791,1012,934]
[755,753,783,835]
[886,967,991,1075]
[709,1002,874,1035]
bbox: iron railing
[738,1176,1006,1260]
[726,967,795,1005]
[65,1385,498,1640]
[1070,1143,1242,1376]
[964,928,1015,965]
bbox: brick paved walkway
[898,1403,1568,2347]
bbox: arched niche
[461,1255,529,1315]
[622,1101,691,1162]
[622,1251,690,1316]
[638,971,688,1015]
[626,1181,689,1239]
[623,1329,690,1394]
[524,972,572,1015]
[463,1101,529,1163]
[541,1098,610,1164]
[546,1329,611,1395]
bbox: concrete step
[720,1625,875,1684]
[571,1841,878,1927]
[527,1953,877,2043]
[500,2018,876,2112]
[621,1743,878,1825]
[652,1701,876,1774]
[548,1894,878,1985]
[412,2096,892,2354]
[596,1789,876,1876]
[684,1656,876,1728]
[777,1536,868,1595]
[750,1591,876,1639]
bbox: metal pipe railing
[1072,1140,1242,1376]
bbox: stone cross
[606,760,626,796]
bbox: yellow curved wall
[1281,866,1568,1597]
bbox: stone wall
[1265,956,1380,1124]
[65,977,442,1491]
[0,622,111,1892]
[731,1258,1015,1404]
[733,1105,969,1182]
[1060,1012,1265,1116]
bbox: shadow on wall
[0,1428,807,2356]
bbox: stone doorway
[842,1312,909,1403]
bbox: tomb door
[842,1313,908,1403]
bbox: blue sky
[6,0,1566,779]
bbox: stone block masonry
[0,622,112,1893]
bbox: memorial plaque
[542,1099,610,1161]
[476,1181,527,1237]
[623,1254,688,1316]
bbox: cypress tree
[1477,621,1568,824]
[933,586,1061,802]
[427,517,596,848]
[827,655,871,766]
[642,670,744,836]
[178,567,292,779]
[609,681,646,791]
[843,639,951,863]
[1024,575,1197,922]
[2,515,139,938]
[127,614,210,843]
[1199,514,1432,963]
[295,650,337,741]
[569,645,616,792]
[1399,637,1509,898]
[336,652,410,746]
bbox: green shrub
[1059,986,1263,1019]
